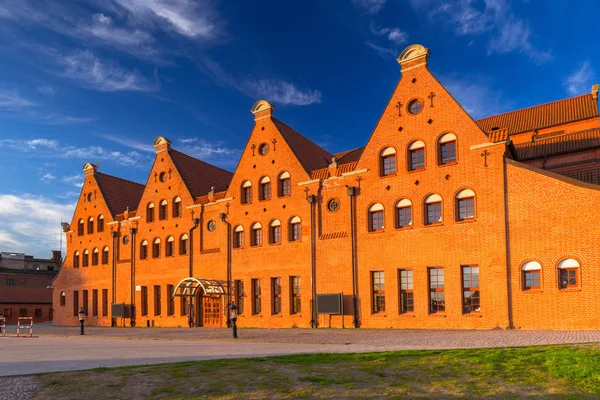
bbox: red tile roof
[546,160,600,185]
[95,172,145,217]
[272,118,333,174]
[476,94,599,136]
[513,128,600,160]
[170,149,234,199]
[335,147,365,164]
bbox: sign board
[317,293,342,314]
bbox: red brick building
[53,45,600,330]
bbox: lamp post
[229,303,238,339]
[78,307,86,335]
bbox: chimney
[51,250,62,261]
[82,162,98,176]
[397,44,430,72]
[153,136,171,153]
[251,100,274,122]
[593,84,599,101]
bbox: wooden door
[202,296,222,327]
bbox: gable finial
[251,100,275,121]
[397,44,430,70]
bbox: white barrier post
[0,316,5,337]
[17,317,33,337]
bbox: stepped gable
[272,118,333,174]
[476,94,599,136]
[513,128,600,160]
[169,149,233,198]
[95,172,145,216]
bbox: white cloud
[26,139,58,149]
[369,22,408,45]
[40,172,56,182]
[352,0,387,14]
[0,194,75,257]
[99,134,156,153]
[61,174,84,188]
[0,89,35,110]
[243,79,322,106]
[564,61,596,96]
[37,85,56,96]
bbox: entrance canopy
[173,278,227,297]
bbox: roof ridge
[95,171,144,187]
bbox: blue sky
[0,0,598,257]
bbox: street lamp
[229,303,238,339]
[78,307,86,335]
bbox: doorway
[201,295,222,327]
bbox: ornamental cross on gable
[395,101,403,117]
[428,92,436,107]
[481,150,490,167]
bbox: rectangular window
[167,284,175,316]
[559,269,578,289]
[458,198,475,221]
[20,308,27,317]
[523,271,540,290]
[73,290,79,316]
[372,271,385,313]
[462,265,480,313]
[426,203,442,225]
[271,277,282,315]
[92,289,98,317]
[102,289,108,317]
[399,269,414,313]
[82,290,89,316]
[141,286,148,316]
[3,308,12,317]
[243,187,252,204]
[290,276,301,314]
[102,249,109,264]
[270,225,281,244]
[280,178,291,196]
[260,182,271,200]
[180,238,188,255]
[382,155,396,176]
[410,148,425,170]
[181,297,188,316]
[369,211,384,231]
[252,279,261,315]
[429,267,445,313]
[159,203,168,220]
[166,240,174,257]
[34,308,42,318]
[98,218,104,232]
[60,292,66,307]
[234,231,244,248]
[252,228,262,246]
[92,251,98,266]
[140,245,148,260]
[396,206,412,228]
[290,222,301,241]
[440,142,456,164]
[5,279,15,286]
[235,280,245,315]
[83,253,89,267]
[154,285,161,316]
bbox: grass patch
[34,344,600,399]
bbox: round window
[408,99,423,115]
[207,220,217,232]
[259,143,269,156]
[159,172,167,182]
[122,235,130,245]
[327,198,341,213]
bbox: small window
[234,225,244,248]
[252,278,261,315]
[147,203,155,223]
[289,216,302,241]
[34,308,42,318]
[368,203,385,232]
[172,197,182,218]
[429,267,445,313]
[60,291,66,307]
[87,217,94,234]
[408,141,425,171]
[251,222,262,246]
[102,289,108,316]
[152,238,161,258]
[159,200,168,220]
[395,199,413,228]
[380,147,397,176]
[456,189,475,221]
[78,219,85,236]
[522,261,541,290]
[462,265,480,313]
[278,172,291,197]
[167,284,175,316]
[97,215,104,232]
[408,99,423,115]
[558,259,580,289]
[271,277,282,315]
[399,269,413,314]
[180,234,189,255]
[92,289,98,317]
[140,240,149,260]
[166,236,175,257]
[102,246,109,264]
[92,248,99,266]
[154,285,161,316]
[259,176,271,200]
[141,286,148,316]
[438,133,457,165]
[269,220,281,244]
[259,143,269,155]
[5,279,15,287]
[241,181,253,204]
[235,280,245,315]
[82,249,89,267]
[290,276,301,314]
[424,194,442,225]
[73,251,80,268]
[372,271,385,313]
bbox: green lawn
[34,344,600,399]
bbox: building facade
[53,45,600,330]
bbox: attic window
[408,99,423,115]
[159,172,167,182]
[259,143,269,156]
[491,127,500,131]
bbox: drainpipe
[188,214,200,328]
[220,212,232,328]
[306,193,318,328]
[110,229,118,327]
[503,156,514,329]
[347,186,360,328]
[129,227,137,327]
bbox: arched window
[558,258,580,289]
[438,133,457,165]
[159,200,168,220]
[522,261,542,290]
[172,196,182,218]
[241,181,253,204]
[102,246,109,264]
[147,203,155,223]
[259,176,271,201]
[380,147,397,176]
[83,249,89,267]
[92,248,99,266]
[395,199,413,228]
[140,240,148,260]
[78,219,85,236]
[234,225,244,248]
[368,203,385,232]
[60,291,66,307]
[289,216,302,241]
[408,140,425,171]
[456,189,475,221]
[269,220,281,244]
[278,172,291,197]
[166,236,175,257]
[74,251,80,268]
[424,194,442,225]
[180,234,189,255]
[97,215,104,232]
[152,238,161,258]
[87,217,94,234]
[251,222,262,246]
